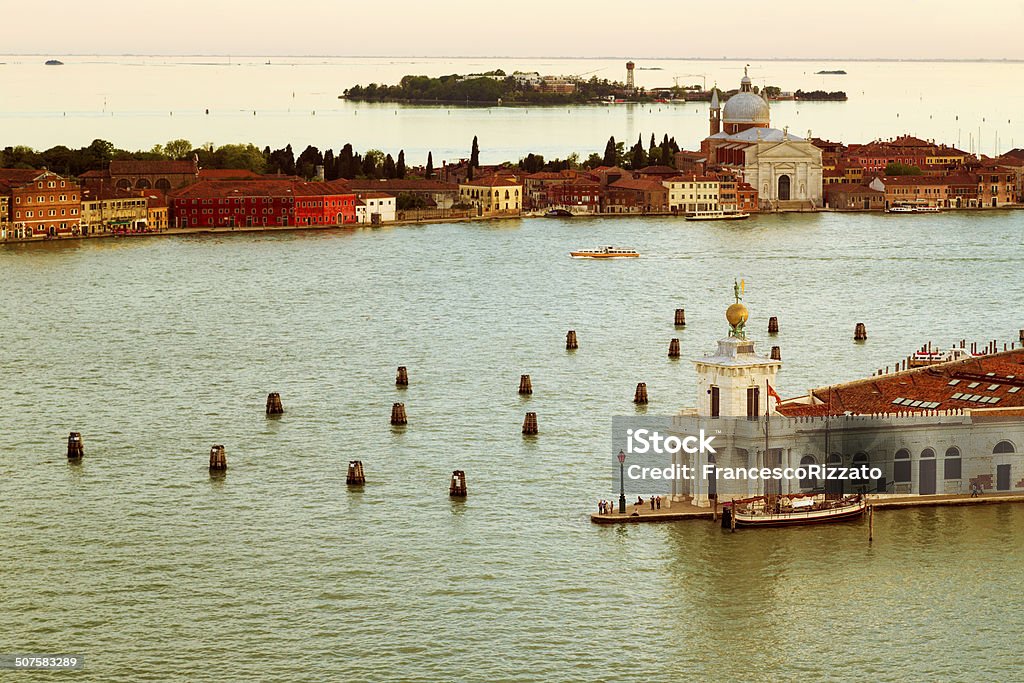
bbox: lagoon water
[1,56,1023,161]
[2,212,1024,680]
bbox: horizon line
[3,53,1024,64]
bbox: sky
[5,0,1024,60]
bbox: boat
[684,211,750,221]
[45,59,64,66]
[569,246,639,259]
[544,208,574,217]
[886,204,941,214]
[721,493,866,528]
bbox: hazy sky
[7,0,1024,60]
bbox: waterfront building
[458,176,522,217]
[110,159,199,192]
[0,168,81,239]
[672,150,708,176]
[663,174,721,212]
[168,179,357,228]
[543,177,602,214]
[147,193,168,231]
[603,177,668,213]
[868,175,950,209]
[668,295,1024,507]
[701,69,823,210]
[843,136,971,174]
[0,192,9,240]
[347,179,458,210]
[823,184,885,211]
[79,187,149,235]
[354,192,397,224]
[994,151,1024,202]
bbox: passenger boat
[886,204,941,214]
[684,211,750,221]
[569,246,639,259]
[721,493,866,528]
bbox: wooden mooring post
[266,392,284,415]
[566,330,578,350]
[66,432,84,460]
[449,470,467,497]
[209,445,227,472]
[770,346,781,361]
[518,374,533,395]
[396,366,409,387]
[347,460,366,486]
[854,322,867,341]
[768,316,779,335]
[674,308,687,327]
[634,382,649,404]
[391,402,407,426]
[668,338,681,358]
[869,505,874,543]
[522,412,538,435]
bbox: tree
[338,144,356,179]
[425,151,434,179]
[212,144,267,173]
[165,139,193,160]
[296,145,324,179]
[362,149,384,178]
[885,162,922,176]
[86,139,116,167]
[396,150,406,179]
[585,152,603,169]
[602,136,617,167]
[267,145,296,175]
[629,135,646,170]
[470,135,480,168]
[383,153,396,179]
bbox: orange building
[1,169,82,238]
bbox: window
[993,441,1015,454]
[944,447,961,479]
[894,449,911,483]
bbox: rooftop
[777,348,1024,417]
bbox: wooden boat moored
[721,493,866,528]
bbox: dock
[590,491,1024,525]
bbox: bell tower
[693,280,781,418]
[709,88,721,136]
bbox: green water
[2,213,1023,681]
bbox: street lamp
[618,449,627,514]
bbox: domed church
[702,67,823,210]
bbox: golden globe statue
[726,302,749,328]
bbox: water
[1,56,1022,160]
[2,213,1023,680]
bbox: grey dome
[723,91,769,125]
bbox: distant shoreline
[3,54,1023,64]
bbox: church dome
[723,91,770,125]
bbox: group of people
[598,495,664,514]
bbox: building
[1,169,82,238]
[664,174,720,212]
[355,192,397,224]
[664,292,1024,507]
[109,159,200,192]
[347,179,458,210]
[168,179,357,228]
[458,176,522,217]
[823,184,885,211]
[604,177,668,213]
[673,150,708,176]
[702,69,823,210]
[545,178,602,214]
[80,187,150,235]
[522,170,599,210]
[146,193,169,232]
[843,136,971,174]
[867,175,950,209]
[0,193,9,240]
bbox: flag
[766,383,782,403]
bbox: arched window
[921,448,935,459]
[993,440,1016,454]
[944,447,962,480]
[894,448,911,483]
[799,455,818,490]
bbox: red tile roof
[198,168,262,180]
[461,175,521,187]
[168,179,353,200]
[777,348,1024,417]
[110,160,197,175]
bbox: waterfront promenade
[590,491,1024,525]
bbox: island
[341,70,661,105]
[45,59,64,66]
[816,69,847,74]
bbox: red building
[0,169,82,238]
[169,179,356,228]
